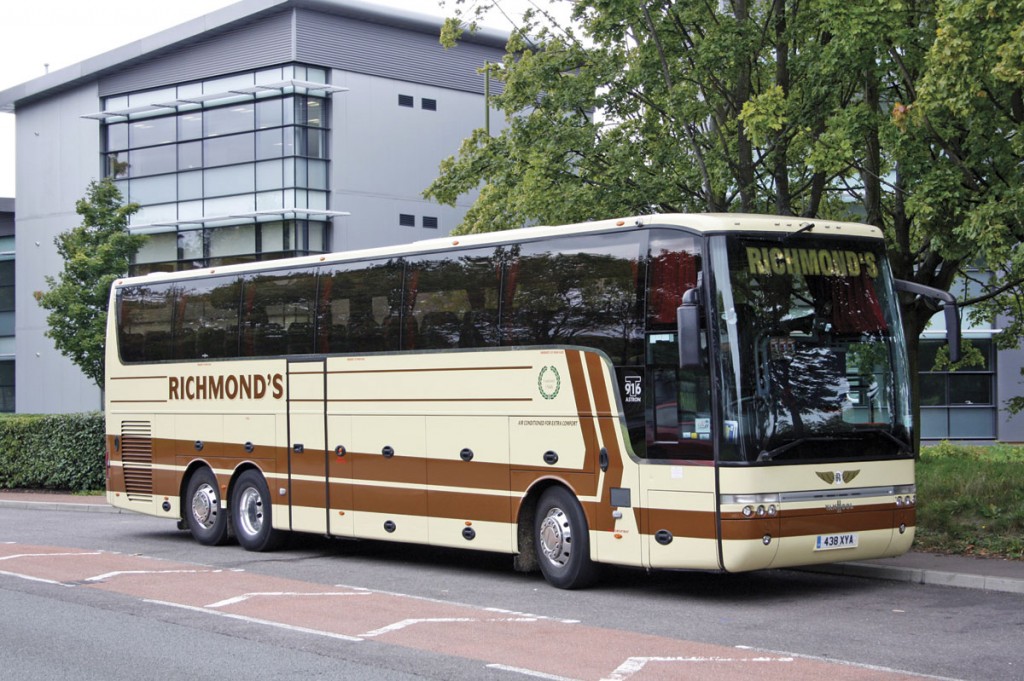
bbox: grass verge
[915,442,1024,560]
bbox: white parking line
[0,551,103,561]
[486,663,582,681]
[361,616,539,638]
[207,591,372,608]
[144,598,364,642]
[601,655,794,681]
[0,569,76,587]
[85,569,224,582]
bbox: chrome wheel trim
[237,486,265,537]
[539,506,572,567]
[191,483,219,530]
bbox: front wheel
[231,469,286,551]
[534,486,599,589]
[184,467,230,546]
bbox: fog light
[756,505,766,517]
[743,505,754,517]
[899,523,906,534]
[767,504,777,517]
[762,534,772,545]
[896,496,904,507]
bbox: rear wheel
[184,467,229,546]
[534,486,599,589]
[231,469,285,551]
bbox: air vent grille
[120,420,153,498]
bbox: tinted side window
[501,233,644,364]
[406,248,502,350]
[319,260,404,353]
[241,268,318,357]
[173,276,243,360]
[118,283,176,362]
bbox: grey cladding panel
[295,10,505,95]
[99,11,294,97]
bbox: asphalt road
[2,507,1021,681]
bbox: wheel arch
[515,477,580,573]
[225,460,267,513]
[179,459,218,517]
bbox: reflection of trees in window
[242,269,317,356]
[503,248,642,364]
[176,276,243,359]
[321,260,404,353]
[407,248,501,350]
[118,284,176,362]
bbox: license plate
[814,532,858,551]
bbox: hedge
[0,412,106,491]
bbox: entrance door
[287,359,328,534]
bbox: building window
[130,220,325,276]
[0,259,13,337]
[920,338,997,439]
[98,66,337,272]
[0,360,12,413]
[398,94,414,108]
[422,216,439,229]
[421,98,437,111]
[399,214,415,227]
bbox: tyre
[534,486,599,589]
[231,469,285,552]
[184,467,230,546]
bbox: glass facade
[98,65,337,274]
[0,226,12,413]
[920,338,997,439]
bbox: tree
[431,1,1024,444]
[34,178,143,387]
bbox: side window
[500,233,643,364]
[406,248,501,350]
[319,259,404,354]
[643,232,712,460]
[173,276,242,360]
[118,283,176,362]
[240,268,317,357]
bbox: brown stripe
[645,508,718,540]
[780,510,896,537]
[350,453,425,485]
[288,480,328,509]
[565,350,592,416]
[328,366,532,375]
[327,398,532,403]
[427,490,513,523]
[720,518,779,541]
[353,486,425,515]
[428,459,511,491]
[317,485,515,524]
[584,352,613,417]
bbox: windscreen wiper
[757,437,816,462]
[854,427,914,454]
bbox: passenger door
[287,359,328,534]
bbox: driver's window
[644,232,713,460]
[646,333,713,460]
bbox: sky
[0,0,536,198]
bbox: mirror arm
[893,279,961,363]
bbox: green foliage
[0,413,106,492]
[432,0,1024,433]
[916,442,1024,559]
[34,178,143,387]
